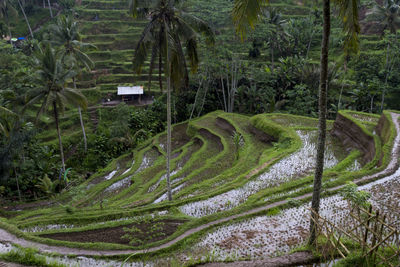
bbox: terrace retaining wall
[331,113,376,164]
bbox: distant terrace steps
[76,0,163,96]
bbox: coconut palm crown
[129,0,215,91]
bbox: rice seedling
[179,131,340,217]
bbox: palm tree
[129,0,214,200]
[232,0,360,246]
[47,15,96,153]
[26,44,87,172]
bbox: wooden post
[363,205,373,253]
[370,209,379,261]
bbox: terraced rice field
[75,0,165,99]
[1,110,399,266]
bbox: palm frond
[74,49,95,70]
[63,88,88,110]
[71,40,97,51]
[0,106,17,118]
[35,92,52,122]
[334,0,360,54]
[232,0,269,39]
[55,92,67,115]
[172,32,189,89]
[186,38,199,74]
[24,90,45,114]
[148,42,159,89]
[0,122,8,136]
[176,11,215,45]
[0,105,17,136]
[133,18,159,74]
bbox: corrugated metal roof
[117,86,144,95]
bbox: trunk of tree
[159,30,163,93]
[17,0,33,38]
[173,93,176,123]
[337,79,345,110]
[226,73,232,112]
[198,81,209,117]
[305,29,315,59]
[166,75,172,201]
[221,77,227,112]
[159,55,163,93]
[53,102,66,173]
[189,79,203,120]
[230,67,235,113]
[223,60,239,113]
[73,78,87,152]
[14,165,22,201]
[309,0,330,247]
[165,28,172,200]
[270,42,275,73]
[47,0,53,18]
[43,0,45,8]
[381,42,391,112]
[78,106,87,151]
[370,95,374,113]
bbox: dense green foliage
[0,1,400,267]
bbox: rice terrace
[1,0,400,266]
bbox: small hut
[117,86,144,103]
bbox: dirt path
[0,113,399,258]
[197,251,315,267]
[0,261,30,267]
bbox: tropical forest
[0,0,400,266]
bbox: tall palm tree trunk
[159,41,163,93]
[47,0,53,18]
[166,75,172,201]
[17,0,33,38]
[309,0,330,246]
[73,78,87,152]
[53,102,66,172]
[164,22,172,201]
